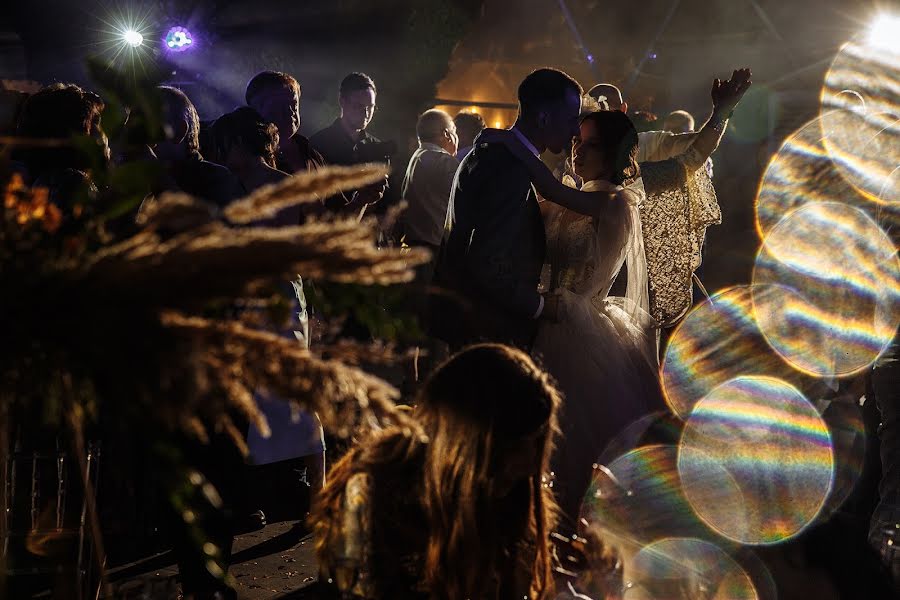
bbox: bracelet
[710,113,729,133]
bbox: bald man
[396,109,459,252]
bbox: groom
[432,68,582,349]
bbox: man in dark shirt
[154,86,244,208]
[310,72,388,216]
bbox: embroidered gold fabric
[639,149,721,326]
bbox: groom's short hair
[517,68,582,118]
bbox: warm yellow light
[494,120,502,128]
[867,13,900,53]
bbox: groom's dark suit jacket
[431,142,546,349]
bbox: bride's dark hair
[579,111,640,186]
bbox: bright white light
[123,30,144,47]
[867,14,900,53]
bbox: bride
[481,105,732,532]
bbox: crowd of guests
[2,62,898,600]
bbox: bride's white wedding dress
[533,178,664,530]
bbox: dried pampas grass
[224,163,390,224]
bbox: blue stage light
[165,26,194,52]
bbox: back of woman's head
[313,344,561,600]
[418,343,559,442]
[16,83,104,175]
[580,110,640,185]
[210,106,279,167]
[416,344,561,599]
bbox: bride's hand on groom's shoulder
[475,127,515,147]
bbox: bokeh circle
[678,376,834,545]
[752,201,900,378]
[820,36,900,207]
[625,538,757,599]
[661,285,809,420]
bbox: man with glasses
[310,72,389,213]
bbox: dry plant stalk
[160,312,420,445]
[224,163,390,224]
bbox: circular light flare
[678,376,835,546]
[627,538,758,599]
[123,30,144,47]
[752,202,900,379]
[580,445,727,549]
[819,25,900,212]
[661,285,808,420]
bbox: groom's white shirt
[510,126,544,319]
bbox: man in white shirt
[397,109,459,254]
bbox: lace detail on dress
[639,155,721,326]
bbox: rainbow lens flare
[753,116,870,240]
[661,286,808,419]
[581,445,723,548]
[625,538,758,599]
[752,202,900,378]
[678,376,834,545]
[820,33,900,208]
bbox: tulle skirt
[533,288,663,531]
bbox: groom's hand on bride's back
[541,293,562,323]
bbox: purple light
[586,54,594,63]
[649,52,658,60]
[164,26,194,52]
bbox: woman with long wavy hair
[311,343,562,599]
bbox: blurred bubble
[728,85,779,143]
[753,202,900,377]
[661,286,807,419]
[581,445,724,550]
[678,376,834,545]
[878,165,900,236]
[625,538,757,600]
[597,411,682,466]
[754,117,871,239]
[820,36,900,208]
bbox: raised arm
[681,68,752,170]
[474,131,617,219]
[639,68,752,169]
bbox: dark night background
[0,0,880,294]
